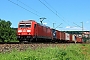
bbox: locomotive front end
[17,20,34,42]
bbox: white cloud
[86,21,89,23]
[61,25,90,31]
[66,26,71,28]
[71,27,79,29]
[43,22,47,25]
[65,26,82,31]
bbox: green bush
[0,19,17,42]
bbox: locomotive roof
[37,23,50,28]
[19,20,50,28]
[19,20,35,23]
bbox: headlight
[18,30,22,32]
[27,30,31,32]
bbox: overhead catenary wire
[55,23,62,29]
[8,0,81,30]
[8,0,40,17]
[43,0,58,15]
[44,0,66,20]
[73,22,82,28]
[38,0,70,26]
[16,0,53,24]
[43,0,67,22]
[17,0,44,16]
[42,0,82,29]
[38,0,62,20]
[38,0,56,16]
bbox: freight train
[17,20,83,43]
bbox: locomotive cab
[17,20,36,42]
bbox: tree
[0,19,17,42]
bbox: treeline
[0,19,17,42]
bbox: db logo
[23,29,26,32]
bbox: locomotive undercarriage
[17,36,73,43]
[17,35,33,42]
[17,35,52,42]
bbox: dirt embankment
[0,43,70,53]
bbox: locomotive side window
[34,24,36,28]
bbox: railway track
[0,41,88,53]
[0,41,83,44]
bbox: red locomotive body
[17,20,52,42]
[34,23,52,40]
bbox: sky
[0,0,90,31]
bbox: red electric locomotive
[17,20,52,42]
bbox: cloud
[65,26,77,29]
[86,21,89,23]
[71,27,79,29]
[66,26,71,28]
[65,26,82,31]
[43,22,47,25]
[62,25,89,31]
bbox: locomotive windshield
[19,23,31,28]
[19,24,25,28]
[26,24,31,28]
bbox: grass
[0,44,90,60]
